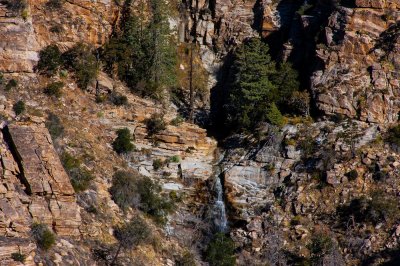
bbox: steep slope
[2,0,400,265]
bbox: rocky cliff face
[311,2,400,123]
[0,122,80,264]
[2,0,400,265]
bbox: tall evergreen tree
[225,38,301,131]
[102,0,177,99]
[226,38,278,130]
[147,0,177,90]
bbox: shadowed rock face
[0,122,81,263]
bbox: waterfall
[213,169,228,232]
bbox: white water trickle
[213,169,228,232]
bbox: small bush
[205,233,236,266]
[109,171,174,223]
[145,114,166,136]
[110,92,128,106]
[170,115,184,126]
[37,45,62,76]
[4,0,27,14]
[61,152,94,192]
[44,81,64,98]
[307,234,333,264]
[170,155,180,163]
[387,124,400,146]
[21,9,28,20]
[13,101,25,116]
[11,252,26,262]
[5,79,18,91]
[31,223,56,251]
[50,24,63,33]
[338,190,400,225]
[112,216,152,265]
[136,176,175,224]
[266,103,285,126]
[298,135,317,159]
[109,170,139,212]
[346,169,358,181]
[152,158,164,170]
[45,112,64,140]
[112,128,135,154]
[46,0,64,9]
[62,43,98,89]
[176,250,196,266]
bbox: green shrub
[112,216,152,265]
[21,9,28,20]
[45,112,64,140]
[145,114,166,136]
[109,170,138,212]
[62,43,98,89]
[112,128,135,154]
[205,233,236,266]
[307,234,333,264]
[176,250,196,266]
[110,92,128,106]
[152,158,164,170]
[50,24,63,33]
[4,0,27,14]
[31,223,56,251]
[338,190,400,225]
[170,115,184,126]
[46,0,64,9]
[13,101,25,116]
[44,81,64,98]
[135,176,175,225]
[11,252,26,263]
[109,170,174,223]
[61,152,94,192]
[95,94,107,103]
[266,103,285,126]
[5,79,18,91]
[37,45,62,76]
[387,124,400,146]
[170,155,180,163]
[346,169,358,181]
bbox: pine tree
[225,38,301,131]
[147,0,177,92]
[102,0,177,99]
[226,38,278,130]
